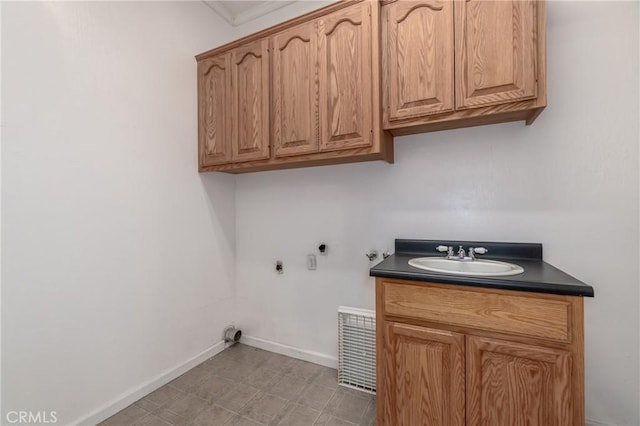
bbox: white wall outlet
[307,254,317,270]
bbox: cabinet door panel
[272,22,319,157]
[198,54,231,166]
[467,336,572,426]
[383,0,453,123]
[231,39,270,162]
[318,3,373,152]
[455,0,537,109]
[383,322,465,426]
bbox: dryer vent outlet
[224,326,242,344]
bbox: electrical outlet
[307,254,317,270]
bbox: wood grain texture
[526,0,547,125]
[382,0,454,124]
[386,322,465,426]
[318,2,373,152]
[455,0,538,109]
[272,21,319,158]
[466,336,572,426]
[197,0,392,174]
[383,281,572,342]
[375,278,585,426]
[376,279,391,426]
[231,39,270,162]
[200,146,390,173]
[571,296,585,426]
[196,1,364,61]
[370,0,394,162]
[384,94,537,134]
[198,54,232,167]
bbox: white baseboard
[586,420,617,426]
[73,340,228,426]
[241,335,338,369]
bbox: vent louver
[338,307,376,394]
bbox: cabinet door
[382,322,465,426]
[383,0,454,123]
[198,54,232,166]
[231,39,270,162]
[272,22,319,158]
[467,336,572,426]
[318,2,373,152]
[455,0,537,109]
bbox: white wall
[234,2,639,425]
[1,2,235,424]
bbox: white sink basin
[408,257,524,277]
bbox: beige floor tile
[217,382,260,412]
[100,346,376,426]
[241,392,288,425]
[313,412,357,426]
[163,393,209,421]
[359,399,376,426]
[193,375,236,403]
[275,403,320,426]
[193,404,235,426]
[260,353,292,372]
[283,359,323,381]
[322,390,370,424]
[312,368,338,390]
[100,405,150,426]
[242,366,281,390]
[225,414,263,426]
[135,398,161,413]
[297,383,336,411]
[132,413,173,426]
[154,408,192,426]
[144,385,186,407]
[269,374,310,401]
[170,368,212,393]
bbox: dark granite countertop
[370,239,594,297]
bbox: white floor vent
[338,306,376,394]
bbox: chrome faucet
[437,245,488,261]
[457,246,466,259]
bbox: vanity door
[380,321,465,426]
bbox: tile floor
[100,344,376,426]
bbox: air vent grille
[338,307,376,394]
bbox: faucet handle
[437,245,455,257]
[469,247,488,260]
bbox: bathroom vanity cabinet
[375,278,584,426]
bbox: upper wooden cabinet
[231,39,270,163]
[196,0,546,173]
[272,21,319,158]
[198,53,232,166]
[381,0,545,135]
[318,3,373,151]
[455,0,537,109]
[382,0,454,124]
[196,1,392,173]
